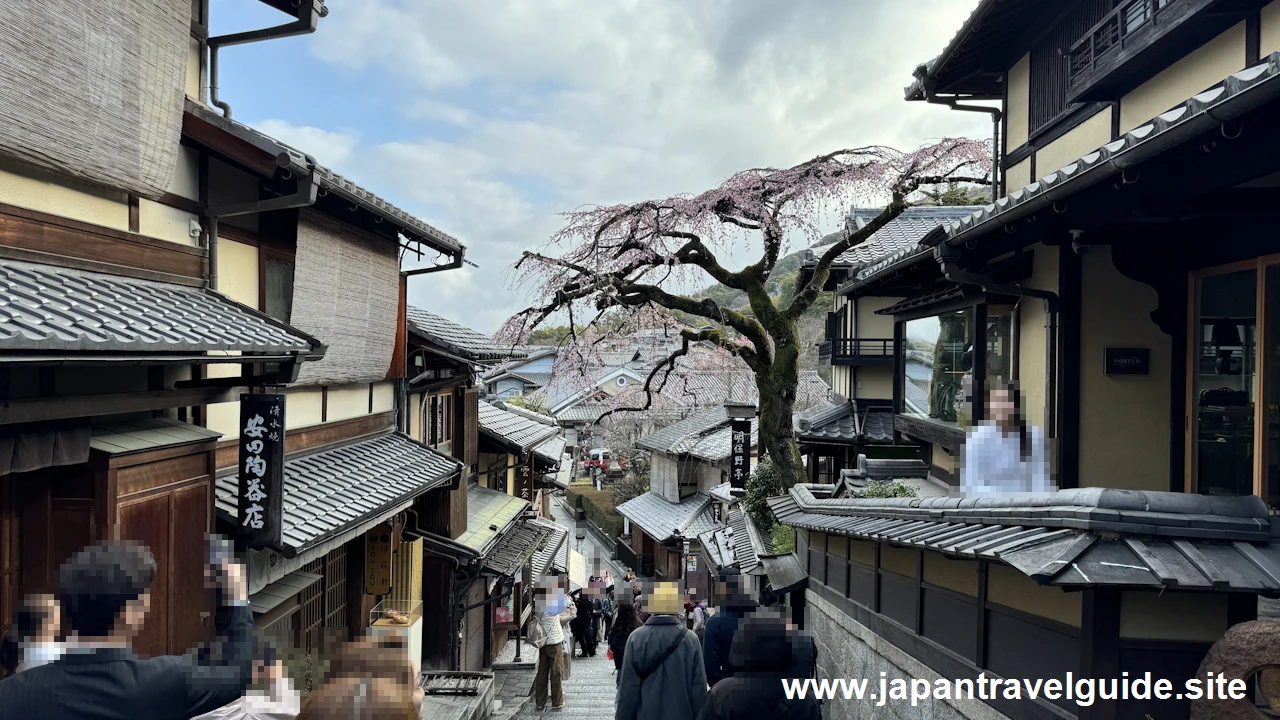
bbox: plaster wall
[1078,247,1171,491]
[0,161,129,230]
[1005,54,1031,151]
[1033,109,1112,178]
[1120,23,1246,133]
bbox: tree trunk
[756,319,807,489]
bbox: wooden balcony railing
[818,338,895,366]
[616,537,639,573]
[1066,0,1212,100]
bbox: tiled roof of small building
[484,520,550,577]
[406,307,524,362]
[831,206,984,269]
[456,484,529,554]
[215,432,461,556]
[617,492,714,543]
[530,518,569,577]
[1,259,324,358]
[770,484,1280,593]
[794,398,858,443]
[478,400,560,452]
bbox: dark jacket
[697,615,820,720]
[703,598,756,686]
[616,615,707,720]
[608,626,634,673]
[0,603,255,720]
[570,595,593,636]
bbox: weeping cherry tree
[498,139,992,488]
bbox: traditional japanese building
[778,0,1280,717]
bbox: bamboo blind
[389,538,423,610]
[291,209,400,386]
[0,0,189,197]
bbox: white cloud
[287,0,987,333]
[253,120,360,172]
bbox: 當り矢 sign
[238,394,285,548]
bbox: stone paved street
[512,646,618,720]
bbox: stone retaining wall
[807,590,1011,720]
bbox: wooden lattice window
[299,557,326,654]
[324,546,348,646]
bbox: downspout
[208,0,328,119]
[917,73,1002,200]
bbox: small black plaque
[1105,348,1149,375]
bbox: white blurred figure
[960,382,1052,494]
[192,645,299,720]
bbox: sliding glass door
[1188,257,1280,509]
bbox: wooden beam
[0,388,235,425]
[181,112,280,179]
[0,202,206,284]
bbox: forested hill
[691,237,837,380]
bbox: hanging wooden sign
[238,394,285,549]
[516,452,535,503]
[365,521,394,595]
[730,419,751,488]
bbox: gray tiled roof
[216,432,461,556]
[185,99,463,256]
[770,484,1280,592]
[637,406,729,454]
[698,509,770,573]
[861,408,895,443]
[406,307,525,362]
[833,206,983,269]
[861,53,1280,289]
[530,518,569,577]
[484,520,550,577]
[617,492,713,543]
[687,420,758,463]
[1,259,322,357]
[457,483,529,554]
[795,398,858,443]
[532,436,566,465]
[478,400,560,452]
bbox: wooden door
[170,482,212,652]
[118,494,172,658]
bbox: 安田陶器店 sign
[238,394,285,548]
[730,419,751,488]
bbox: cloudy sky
[212,0,987,334]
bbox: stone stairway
[508,647,619,720]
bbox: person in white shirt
[961,383,1053,494]
[0,594,63,676]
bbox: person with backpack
[696,612,820,720]
[596,585,616,642]
[527,585,566,712]
[616,582,707,720]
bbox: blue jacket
[702,600,756,686]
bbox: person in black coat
[0,540,255,720]
[697,613,821,720]
[703,567,757,686]
[570,590,597,657]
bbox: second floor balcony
[818,338,895,366]
[1064,0,1233,103]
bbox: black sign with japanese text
[729,419,751,488]
[238,394,285,549]
[516,453,535,503]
